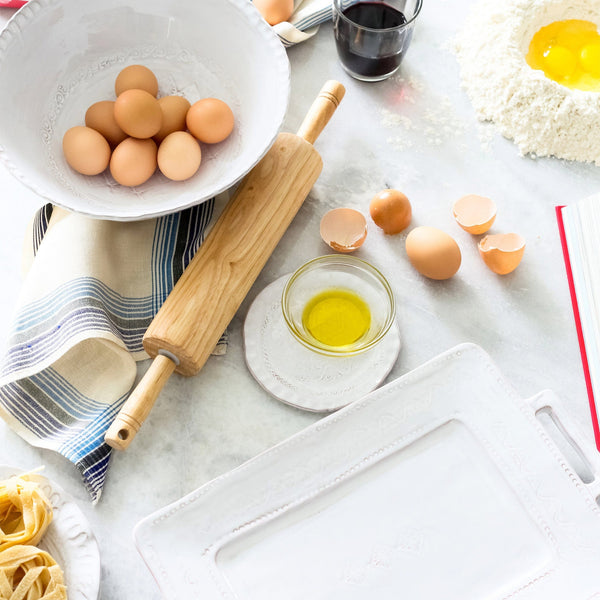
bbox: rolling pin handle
[296,80,346,145]
[104,353,177,450]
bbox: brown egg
[115,64,159,97]
[253,0,294,25]
[452,194,497,235]
[110,137,157,187]
[114,89,162,139]
[369,189,412,234]
[478,233,525,274]
[405,226,461,280]
[186,98,234,144]
[157,131,202,181]
[62,126,111,176]
[154,96,191,144]
[320,208,367,253]
[85,100,127,147]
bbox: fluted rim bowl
[281,255,397,357]
[0,0,290,220]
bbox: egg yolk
[302,289,371,348]
[527,19,600,91]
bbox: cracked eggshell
[478,233,525,274]
[320,208,367,253]
[452,194,496,235]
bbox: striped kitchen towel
[0,199,226,503]
[274,0,333,47]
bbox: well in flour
[455,0,600,166]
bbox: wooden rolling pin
[105,80,346,450]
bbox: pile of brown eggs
[62,65,235,187]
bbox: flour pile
[455,0,600,165]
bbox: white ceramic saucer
[243,274,401,412]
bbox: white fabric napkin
[0,200,226,502]
[273,0,333,47]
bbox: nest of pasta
[0,545,66,600]
[0,473,67,600]
[0,473,53,551]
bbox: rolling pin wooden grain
[105,80,346,450]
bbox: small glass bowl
[281,255,396,357]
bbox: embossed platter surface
[0,466,101,600]
[134,343,600,599]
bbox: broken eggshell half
[320,208,367,253]
[452,194,497,235]
[478,233,525,274]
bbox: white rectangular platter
[134,343,600,599]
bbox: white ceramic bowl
[0,0,290,220]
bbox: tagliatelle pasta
[0,474,53,552]
[0,544,67,600]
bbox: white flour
[455,0,600,165]
[379,74,467,152]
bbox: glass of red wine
[332,0,422,82]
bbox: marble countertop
[1,2,600,598]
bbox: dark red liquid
[334,2,410,79]
[343,2,407,28]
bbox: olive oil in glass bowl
[281,255,396,357]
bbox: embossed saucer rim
[243,274,402,412]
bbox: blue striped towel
[272,0,333,47]
[0,200,225,503]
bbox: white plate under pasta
[0,466,100,600]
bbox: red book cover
[556,205,600,451]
